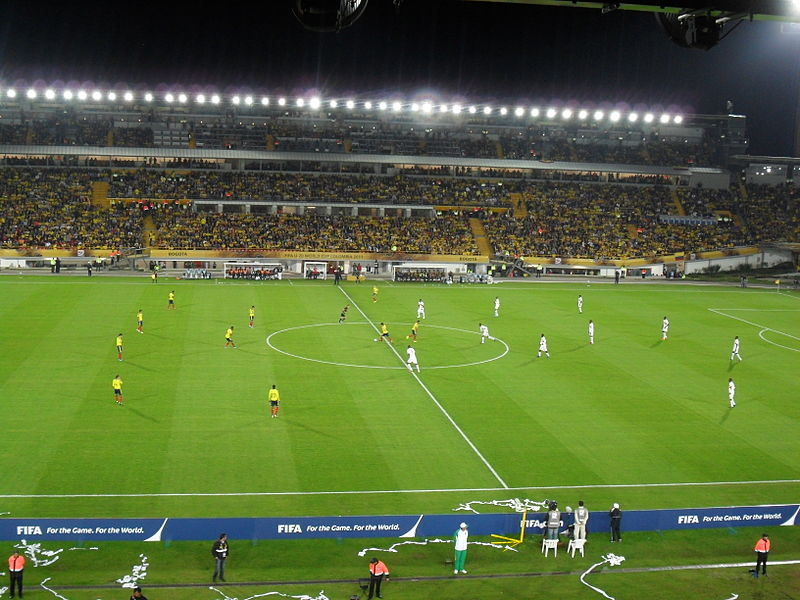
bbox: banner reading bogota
[2,504,797,541]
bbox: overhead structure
[291,0,370,32]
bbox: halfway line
[337,286,509,489]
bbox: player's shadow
[650,340,664,348]
[126,405,160,423]
[719,409,732,425]
[284,419,335,439]
[124,361,156,372]
[563,344,586,353]
[727,361,736,372]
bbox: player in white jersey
[538,333,550,358]
[417,299,426,319]
[661,316,670,340]
[577,295,583,314]
[406,345,420,373]
[728,377,736,408]
[494,296,500,317]
[730,336,742,361]
[479,323,491,344]
[588,320,594,345]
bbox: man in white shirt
[730,336,742,361]
[588,320,594,345]
[577,295,583,314]
[453,522,469,574]
[417,299,426,320]
[661,316,670,341]
[406,345,420,373]
[538,334,550,358]
[574,501,589,540]
[494,296,500,317]
[728,378,736,408]
[479,323,490,344]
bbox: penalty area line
[5,479,798,500]
[337,286,509,489]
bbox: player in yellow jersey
[372,286,379,303]
[116,333,124,361]
[406,320,420,342]
[112,375,123,405]
[249,305,256,328]
[268,384,280,418]
[225,326,236,348]
[378,322,392,343]
[136,309,144,334]
[167,291,175,309]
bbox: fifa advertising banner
[1,504,797,542]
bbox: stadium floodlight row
[0,85,685,124]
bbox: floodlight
[92,90,102,101]
[278,97,287,106]
[211,94,220,104]
[514,107,524,117]
[244,95,253,105]
[165,93,175,103]
[468,105,477,114]
[628,112,638,122]
[329,99,337,108]
[452,104,461,114]
[643,113,654,123]
[345,99,354,109]
[364,101,372,109]
[422,101,432,113]
[63,90,74,100]
[483,106,491,115]
[378,101,387,110]
[143,92,153,102]
[123,91,133,102]
[660,113,670,124]
[232,95,241,105]
[77,90,88,101]
[309,97,321,109]
[261,96,270,106]
[107,92,117,101]
[594,110,604,121]
[562,108,573,120]
[546,108,557,119]
[440,104,448,113]
[178,93,188,103]
[45,89,56,100]
[609,110,621,122]
[499,107,508,115]
[26,88,37,99]
[530,107,540,117]
[296,98,305,107]
[196,94,206,104]
[578,109,588,120]
[411,102,420,112]
[6,88,16,98]
[392,101,402,112]
[673,115,683,124]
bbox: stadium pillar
[216,203,223,213]
[244,204,251,214]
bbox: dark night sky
[1,0,799,155]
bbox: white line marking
[265,322,509,370]
[708,308,800,341]
[708,308,800,312]
[758,329,800,353]
[4,479,796,499]
[621,559,800,573]
[338,286,510,489]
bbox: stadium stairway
[343,138,352,153]
[510,193,528,218]
[495,141,504,159]
[469,218,494,255]
[106,129,114,146]
[670,189,686,216]
[143,214,157,247]
[627,224,640,240]
[90,181,111,209]
[188,133,197,149]
[266,134,275,151]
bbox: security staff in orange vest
[367,557,389,599]
[752,533,770,577]
[8,549,25,598]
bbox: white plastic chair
[541,538,558,557]
[567,538,586,557]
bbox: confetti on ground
[209,587,330,600]
[116,553,149,588]
[357,538,517,557]
[453,498,552,514]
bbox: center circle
[265,322,509,370]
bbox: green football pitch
[1,275,798,599]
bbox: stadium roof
[0,145,724,177]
